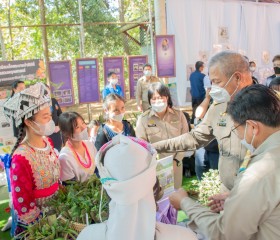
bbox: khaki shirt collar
[251,130,280,160]
[143,76,156,82]
[148,107,175,118]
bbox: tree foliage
[0,0,153,99]
[0,0,151,61]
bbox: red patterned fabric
[10,154,41,224]
[10,138,60,225]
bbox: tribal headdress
[3,82,51,127]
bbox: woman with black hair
[58,112,96,183]
[11,80,26,137]
[11,80,25,97]
[95,93,135,151]
[136,82,189,188]
[43,84,63,151]
[3,82,60,236]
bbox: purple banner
[48,61,74,107]
[103,57,125,98]
[155,35,176,78]
[128,55,147,99]
[76,58,100,103]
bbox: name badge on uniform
[148,120,157,127]
[217,112,227,127]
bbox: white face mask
[110,78,118,85]
[249,67,256,72]
[209,72,239,103]
[72,128,89,141]
[144,70,152,77]
[240,122,256,153]
[32,119,55,136]
[109,112,124,122]
[151,101,167,113]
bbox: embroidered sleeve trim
[18,207,41,224]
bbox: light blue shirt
[102,84,124,99]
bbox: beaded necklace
[25,139,58,162]
[66,141,93,169]
[24,139,60,189]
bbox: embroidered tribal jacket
[10,138,60,225]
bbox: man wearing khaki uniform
[136,83,189,188]
[136,63,160,112]
[169,85,280,240]
[153,51,253,192]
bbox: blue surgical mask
[144,70,152,77]
[240,122,256,153]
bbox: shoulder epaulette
[142,109,151,117]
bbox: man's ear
[234,72,242,82]
[248,120,259,135]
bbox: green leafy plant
[15,214,78,240]
[97,113,106,125]
[48,175,109,225]
[190,169,221,206]
[124,111,141,128]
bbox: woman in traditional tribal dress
[3,82,60,236]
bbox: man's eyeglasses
[231,122,244,135]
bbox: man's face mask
[274,67,280,75]
[144,69,152,77]
[249,66,256,72]
[240,122,256,153]
[110,78,118,85]
[209,72,239,103]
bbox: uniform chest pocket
[167,121,181,137]
[146,125,161,136]
[146,126,161,143]
[219,126,239,157]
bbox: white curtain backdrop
[166,0,280,106]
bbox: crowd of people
[1,50,279,240]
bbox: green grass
[0,186,11,240]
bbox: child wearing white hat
[78,135,197,240]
